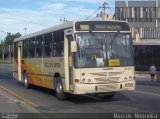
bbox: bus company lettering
[44,63,61,68]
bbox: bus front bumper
[73,80,135,94]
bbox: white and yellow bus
[13,20,135,100]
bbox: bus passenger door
[18,46,22,81]
[64,29,73,92]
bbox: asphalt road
[0,64,160,118]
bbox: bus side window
[52,31,64,57]
[14,42,18,59]
[22,39,29,58]
[36,35,43,57]
[44,33,52,57]
[29,37,36,58]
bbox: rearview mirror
[71,41,77,53]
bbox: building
[115,0,160,70]
[115,0,160,40]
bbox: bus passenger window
[44,33,52,57]
[29,37,36,58]
[52,31,64,57]
[53,42,64,57]
[23,40,28,58]
[14,42,18,58]
[36,35,43,57]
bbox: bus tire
[55,78,66,100]
[23,72,30,89]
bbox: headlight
[88,79,91,82]
[124,77,127,81]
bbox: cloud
[51,0,104,4]
[0,8,55,39]
[0,6,95,40]
[66,7,95,19]
[0,0,107,40]
[42,3,65,10]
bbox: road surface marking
[0,85,37,108]
[135,90,160,97]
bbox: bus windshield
[75,32,134,68]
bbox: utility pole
[2,42,4,61]
[2,49,4,61]
[102,2,108,15]
[97,2,110,20]
[24,28,28,36]
[9,45,12,62]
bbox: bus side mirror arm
[71,41,77,53]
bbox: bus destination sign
[80,25,90,31]
[94,24,121,31]
[75,21,130,31]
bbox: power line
[0,16,48,26]
[85,2,110,20]
[85,7,101,20]
[97,2,110,19]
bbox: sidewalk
[135,73,160,82]
[0,88,37,113]
[0,88,49,119]
[135,73,151,81]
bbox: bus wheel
[23,72,30,89]
[55,78,66,100]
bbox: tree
[4,32,21,45]
[0,32,21,61]
[0,41,4,60]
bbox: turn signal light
[75,79,80,82]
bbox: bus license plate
[125,83,133,87]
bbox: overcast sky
[0,0,117,41]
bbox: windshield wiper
[89,30,103,48]
[108,31,120,59]
[110,31,120,45]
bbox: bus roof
[14,20,129,42]
[14,21,74,42]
